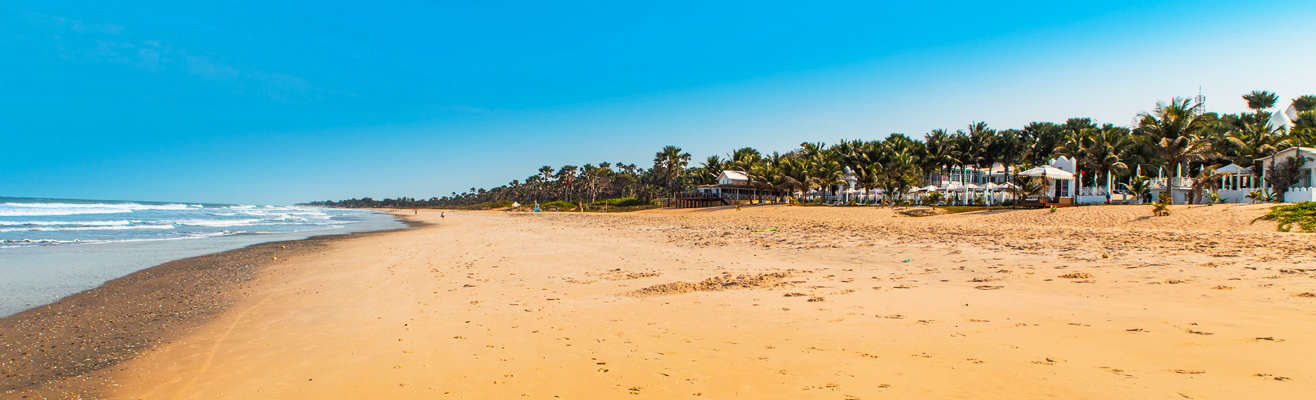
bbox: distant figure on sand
[441,212,445,220]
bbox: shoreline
[0,213,426,396]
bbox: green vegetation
[598,197,649,207]
[936,206,1011,214]
[305,91,1316,209]
[1254,202,1316,232]
[1152,192,1172,216]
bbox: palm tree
[880,148,921,203]
[556,165,578,202]
[795,142,829,201]
[1227,119,1291,167]
[991,129,1027,180]
[653,145,691,194]
[1294,95,1316,113]
[1085,126,1133,192]
[536,166,555,201]
[1136,98,1215,204]
[1293,111,1316,147]
[729,147,764,174]
[1243,90,1279,111]
[1025,122,1065,165]
[923,129,956,184]
[966,122,996,178]
[1009,175,1047,201]
[700,155,725,184]
[809,159,844,203]
[1187,165,1226,204]
[1120,176,1152,204]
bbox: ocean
[0,197,404,316]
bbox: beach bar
[669,170,773,208]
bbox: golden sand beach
[6,204,1316,399]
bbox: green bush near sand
[936,205,1011,214]
[476,201,514,209]
[1254,202,1316,232]
[598,197,648,207]
[539,200,578,211]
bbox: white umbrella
[1017,165,1075,180]
[921,185,937,191]
[964,183,980,190]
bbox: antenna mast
[1195,86,1205,113]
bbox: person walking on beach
[441,212,445,220]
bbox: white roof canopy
[1214,163,1253,175]
[719,170,749,181]
[1017,165,1075,180]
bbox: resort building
[672,147,1316,208]
[681,170,773,206]
[1257,147,1316,203]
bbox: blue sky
[3,1,1315,205]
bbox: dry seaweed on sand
[627,272,792,297]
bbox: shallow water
[0,197,403,316]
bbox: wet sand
[6,204,1316,399]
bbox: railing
[677,191,776,201]
[1150,177,1194,189]
[674,192,722,200]
[1078,187,1108,196]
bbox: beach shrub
[1206,192,1219,206]
[1247,190,1275,203]
[540,200,577,211]
[1151,192,1171,216]
[924,192,944,206]
[938,206,1010,214]
[1002,199,1016,207]
[1253,202,1316,232]
[480,201,514,208]
[598,197,647,207]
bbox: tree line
[306,91,1316,208]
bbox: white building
[1257,147,1316,203]
[691,170,772,202]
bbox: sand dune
[9,204,1314,399]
